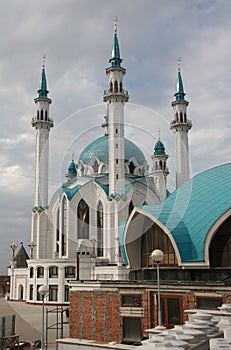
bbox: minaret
[32,55,53,208]
[103,18,129,197]
[151,134,169,201]
[170,59,192,188]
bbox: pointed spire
[174,57,186,101]
[37,54,49,98]
[72,151,75,162]
[109,17,122,67]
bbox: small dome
[154,139,166,156]
[79,135,146,166]
[68,161,77,176]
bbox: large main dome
[79,135,146,166]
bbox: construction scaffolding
[45,306,69,350]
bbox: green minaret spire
[109,17,122,67]
[37,54,49,99]
[174,57,186,101]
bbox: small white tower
[151,136,169,201]
[103,18,129,197]
[32,56,53,208]
[170,59,192,188]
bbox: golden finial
[114,16,118,34]
[178,57,181,71]
[42,54,46,69]
[158,128,161,140]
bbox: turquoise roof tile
[138,163,231,262]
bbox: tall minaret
[32,56,53,208]
[170,59,192,188]
[103,18,129,197]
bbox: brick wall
[70,290,121,343]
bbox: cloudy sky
[1,0,231,274]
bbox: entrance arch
[18,284,24,300]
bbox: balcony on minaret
[31,115,54,128]
[103,88,129,102]
[170,118,192,130]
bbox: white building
[8,20,191,303]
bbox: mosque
[8,20,231,340]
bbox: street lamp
[38,284,49,350]
[28,241,36,259]
[151,249,164,330]
[10,242,17,257]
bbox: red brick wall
[70,290,121,343]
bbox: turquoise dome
[79,135,146,166]
[154,140,166,155]
[68,161,77,176]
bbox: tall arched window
[41,110,44,120]
[141,218,177,268]
[77,199,89,239]
[97,202,103,257]
[114,80,118,92]
[128,161,135,174]
[210,216,231,267]
[129,201,134,216]
[56,208,60,256]
[61,197,67,256]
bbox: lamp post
[10,242,17,257]
[28,240,36,259]
[38,284,49,350]
[151,249,164,329]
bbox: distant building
[0,276,10,297]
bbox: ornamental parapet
[170,119,192,129]
[31,117,54,128]
[103,90,129,102]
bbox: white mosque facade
[8,21,192,303]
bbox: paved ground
[0,298,69,348]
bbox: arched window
[120,82,123,92]
[77,199,89,239]
[41,110,44,120]
[210,216,231,267]
[129,161,135,174]
[184,113,187,122]
[159,160,162,170]
[176,112,178,122]
[180,112,183,123]
[93,160,99,173]
[129,201,134,216]
[45,110,48,120]
[141,218,177,268]
[114,80,118,92]
[61,197,67,256]
[49,266,58,278]
[97,202,103,257]
[56,208,60,255]
[37,266,44,278]
[110,81,113,92]
[65,266,75,278]
[30,267,34,278]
